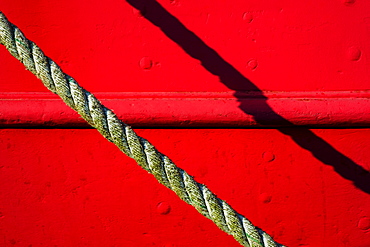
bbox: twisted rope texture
[0,12,285,247]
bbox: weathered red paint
[1,0,370,246]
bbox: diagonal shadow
[125,0,370,194]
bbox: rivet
[0,212,3,218]
[132,8,144,17]
[358,217,370,230]
[347,46,361,61]
[259,193,272,204]
[170,0,179,5]
[343,0,355,5]
[242,13,253,23]
[139,57,153,70]
[157,202,171,215]
[262,152,275,162]
[247,59,258,70]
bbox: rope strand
[0,12,284,247]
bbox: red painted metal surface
[1,0,370,246]
[1,0,370,93]
[1,129,370,246]
[1,91,370,128]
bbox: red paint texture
[1,92,370,127]
[1,0,370,93]
[1,129,370,246]
[1,0,370,246]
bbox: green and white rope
[0,12,285,247]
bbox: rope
[0,11,285,247]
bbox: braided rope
[0,12,285,247]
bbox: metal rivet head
[242,13,253,23]
[139,57,153,70]
[347,46,361,61]
[247,59,258,70]
[262,152,275,162]
[157,202,171,215]
[358,217,370,230]
[132,8,144,17]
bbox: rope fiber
[0,11,285,247]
